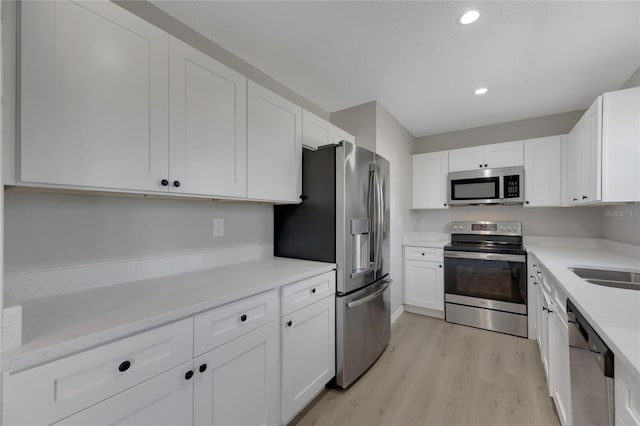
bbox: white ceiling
[153,1,640,137]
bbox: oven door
[444,251,527,314]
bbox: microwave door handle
[499,175,504,199]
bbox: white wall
[4,192,273,273]
[375,103,414,316]
[410,206,603,238]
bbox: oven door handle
[444,251,526,263]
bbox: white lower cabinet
[194,322,279,426]
[281,296,335,423]
[616,358,640,426]
[403,247,444,316]
[54,363,194,426]
[551,310,572,426]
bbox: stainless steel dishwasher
[567,299,615,426]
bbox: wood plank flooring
[291,313,560,426]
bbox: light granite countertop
[2,257,335,372]
[526,243,640,379]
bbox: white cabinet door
[193,322,279,426]
[602,87,640,203]
[524,136,562,207]
[247,81,302,203]
[53,363,194,426]
[448,146,484,172]
[482,140,524,168]
[568,97,602,205]
[552,311,572,426]
[404,259,444,311]
[302,109,331,150]
[281,296,335,423]
[615,358,640,426]
[20,1,169,192]
[411,151,449,209]
[169,36,247,198]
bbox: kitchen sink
[569,267,640,290]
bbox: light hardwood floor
[291,313,560,426]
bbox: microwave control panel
[503,175,521,198]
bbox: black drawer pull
[185,370,194,380]
[311,288,316,294]
[199,364,207,373]
[286,321,293,327]
[240,314,247,322]
[118,360,131,372]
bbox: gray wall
[4,192,273,273]
[410,206,603,239]
[114,1,328,120]
[375,103,414,316]
[413,110,584,154]
[330,102,378,152]
[621,66,640,90]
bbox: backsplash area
[4,191,273,273]
[602,204,640,246]
[410,205,604,238]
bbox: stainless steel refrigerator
[274,141,391,388]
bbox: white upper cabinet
[448,146,485,172]
[20,1,169,192]
[568,97,602,205]
[247,81,303,203]
[169,36,247,198]
[524,136,563,207]
[411,151,449,209]
[602,87,640,203]
[302,109,354,150]
[449,140,523,172]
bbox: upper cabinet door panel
[483,140,524,168]
[20,1,169,192]
[524,136,562,207]
[247,81,302,203]
[411,151,449,209]
[448,146,484,172]
[302,109,331,150]
[169,37,247,198]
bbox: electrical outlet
[419,218,425,226]
[213,218,224,237]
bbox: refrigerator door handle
[367,166,377,269]
[376,167,384,272]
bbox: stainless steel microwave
[447,166,524,206]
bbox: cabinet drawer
[194,290,278,356]
[404,246,443,261]
[3,317,193,426]
[281,271,336,316]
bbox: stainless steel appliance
[447,166,524,206]
[444,221,527,337]
[568,299,615,426]
[274,141,391,388]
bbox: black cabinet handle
[240,314,247,322]
[199,364,207,373]
[300,195,308,200]
[484,164,488,167]
[421,253,425,256]
[573,198,578,201]
[439,265,442,268]
[286,321,292,327]
[173,180,181,188]
[118,360,131,372]
[444,203,447,206]
[185,370,194,380]
[525,201,530,204]
[479,164,483,168]
[542,307,547,312]
[582,195,588,200]
[161,179,169,187]
[311,288,316,294]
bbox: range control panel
[450,221,522,236]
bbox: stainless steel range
[444,221,527,337]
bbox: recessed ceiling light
[474,87,488,95]
[459,10,480,25]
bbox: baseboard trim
[404,304,445,319]
[391,306,404,325]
